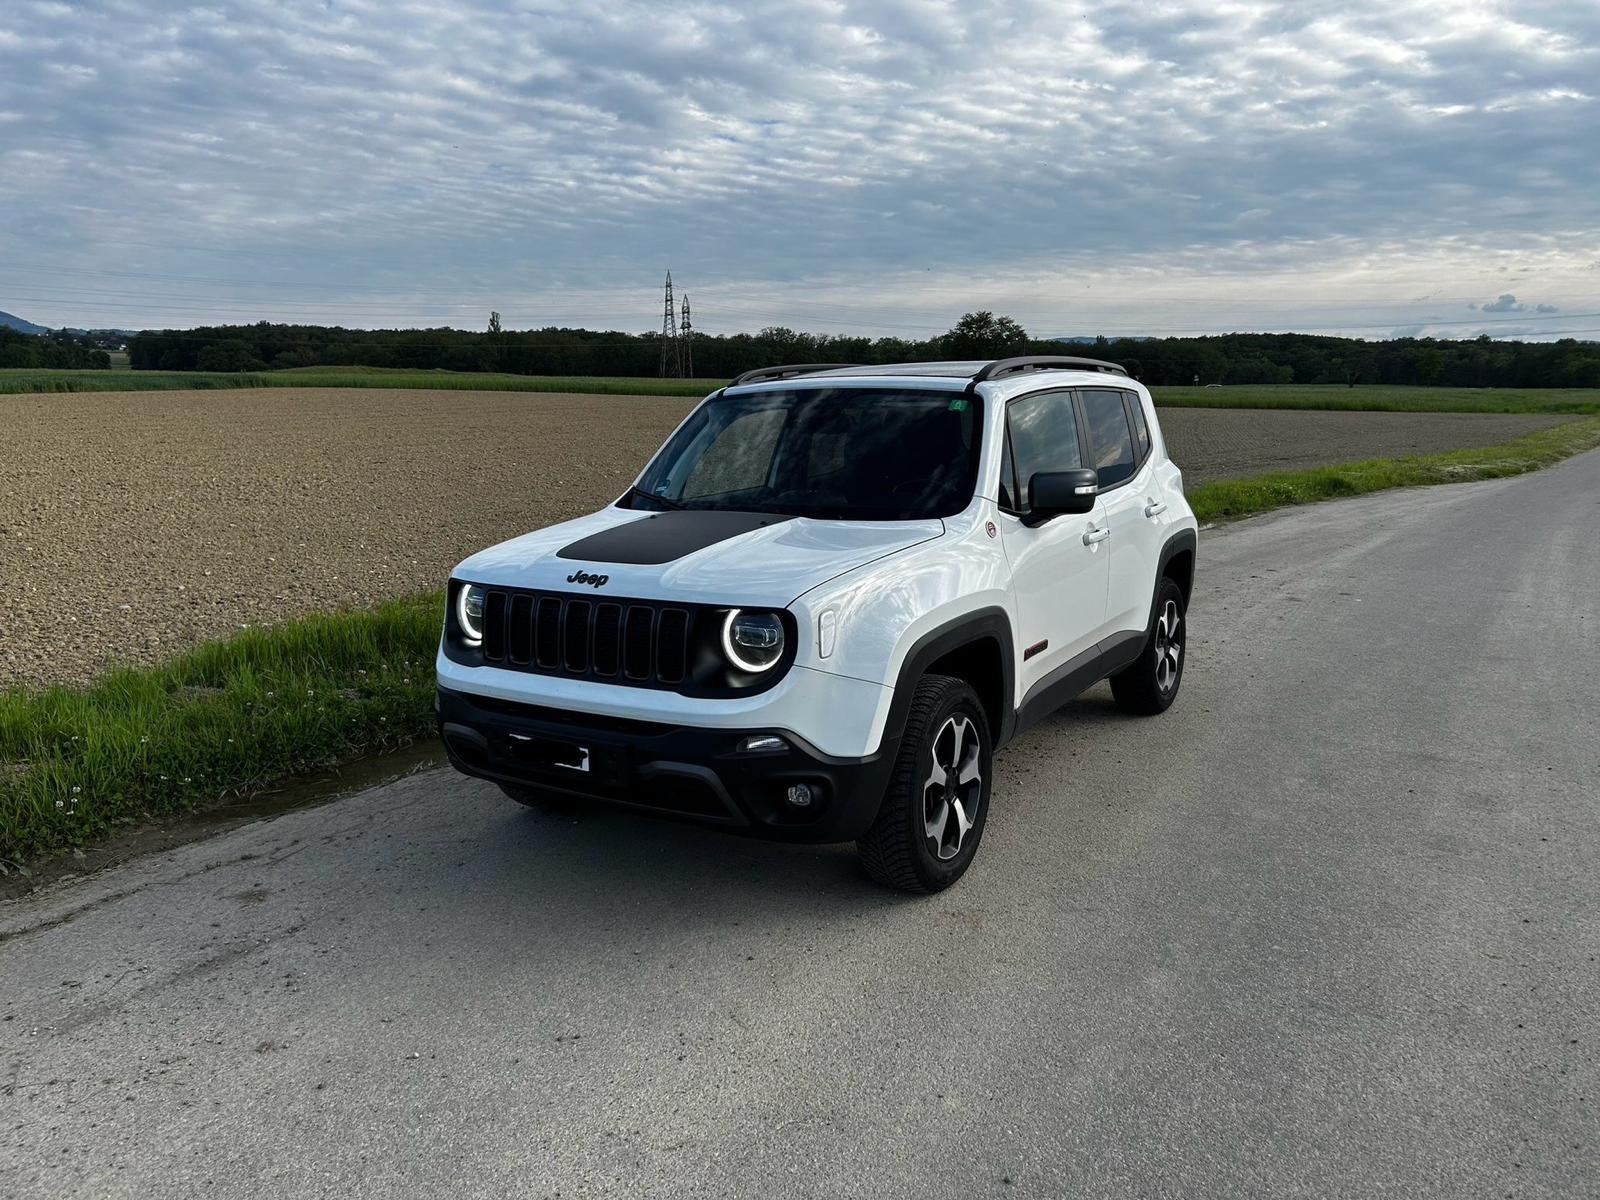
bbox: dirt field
[0,388,1565,687]
[1154,406,1567,483]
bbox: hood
[455,506,944,607]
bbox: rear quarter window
[1127,395,1152,458]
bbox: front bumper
[436,686,896,843]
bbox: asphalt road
[4,452,1598,1198]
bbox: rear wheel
[857,675,992,893]
[1110,575,1187,715]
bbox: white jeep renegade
[437,357,1197,891]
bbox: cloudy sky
[2,0,1597,340]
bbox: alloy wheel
[1154,599,1183,692]
[923,714,983,862]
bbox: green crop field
[0,366,722,397]
[2,366,1599,413]
[1151,384,1600,415]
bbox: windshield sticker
[948,398,969,412]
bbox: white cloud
[1476,293,1562,314]
[1,0,1596,338]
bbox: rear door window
[1079,389,1138,488]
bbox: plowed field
[0,388,1564,686]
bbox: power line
[95,326,1600,354]
[8,240,1592,319]
[10,246,1591,328]
[10,282,1596,340]
[0,288,655,314]
[109,334,682,350]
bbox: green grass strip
[0,596,444,867]
[1187,415,1600,522]
[4,416,1598,868]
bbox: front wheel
[1110,576,1187,715]
[857,675,992,893]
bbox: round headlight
[722,609,785,673]
[456,584,486,644]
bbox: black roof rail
[969,356,1129,385]
[727,363,859,387]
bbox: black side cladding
[556,509,792,566]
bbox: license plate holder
[506,732,590,773]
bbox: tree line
[121,311,1600,388]
[0,326,112,370]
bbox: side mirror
[1026,468,1099,523]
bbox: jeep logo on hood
[566,570,610,588]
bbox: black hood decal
[556,509,794,566]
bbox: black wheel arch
[1147,529,1198,636]
[883,606,1017,753]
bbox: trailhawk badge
[566,570,610,588]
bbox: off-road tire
[1110,575,1187,715]
[857,674,992,893]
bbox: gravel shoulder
[0,388,1564,687]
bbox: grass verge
[4,417,1598,868]
[0,596,442,868]
[1187,415,1600,522]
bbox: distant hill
[0,310,48,335]
[64,327,141,340]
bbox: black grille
[480,588,696,688]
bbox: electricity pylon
[659,271,680,378]
[679,293,693,378]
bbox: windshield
[625,387,982,520]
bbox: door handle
[1144,499,1167,518]
[1083,526,1111,546]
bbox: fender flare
[1144,528,1198,637]
[881,606,1017,753]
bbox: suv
[437,357,1197,891]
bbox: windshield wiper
[623,484,684,511]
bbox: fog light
[786,783,814,809]
[739,734,788,754]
